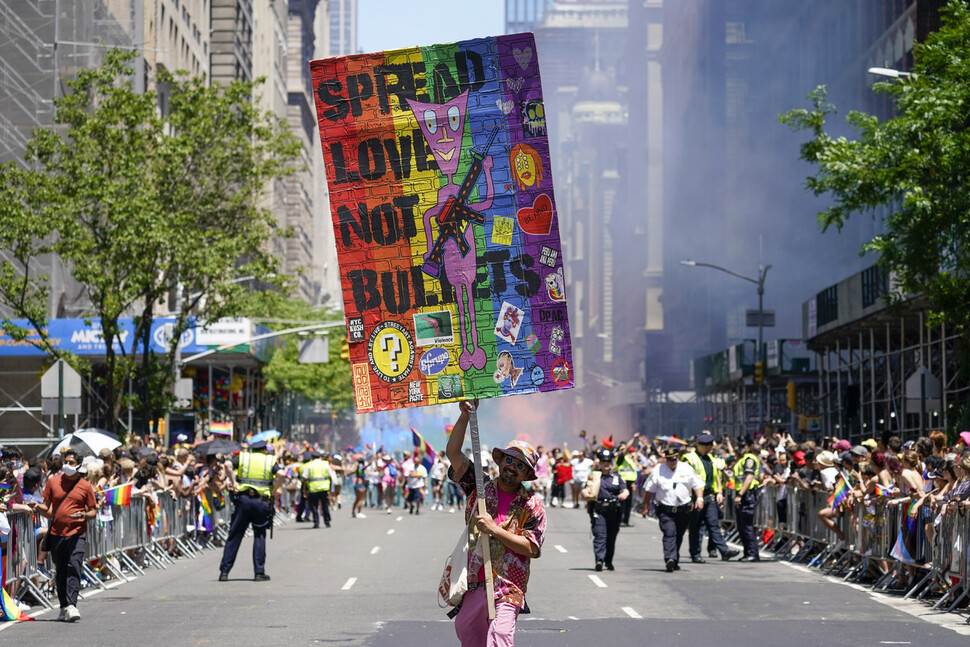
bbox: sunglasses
[503,455,528,472]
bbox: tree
[247,295,355,414]
[0,49,300,437]
[779,0,970,337]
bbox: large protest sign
[311,33,573,413]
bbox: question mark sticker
[367,321,415,383]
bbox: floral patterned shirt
[450,461,546,609]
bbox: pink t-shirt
[477,489,517,581]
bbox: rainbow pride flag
[212,489,226,510]
[411,427,435,472]
[210,422,233,436]
[199,494,213,533]
[0,587,33,622]
[827,475,852,512]
[104,483,133,507]
[874,483,893,497]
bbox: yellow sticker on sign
[492,216,514,246]
[367,322,415,383]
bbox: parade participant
[31,449,97,621]
[301,451,334,528]
[219,440,277,582]
[641,446,704,572]
[406,457,429,515]
[570,449,594,509]
[351,455,371,518]
[615,442,640,526]
[733,438,762,562]
[681,434,738,562]
[582,448,628,571]
[446,400,546,647]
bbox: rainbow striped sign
[311,33,573,412]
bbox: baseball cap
[834,439,851,452]
[792,450,806,466]
[850,445,869,457]
[861,439,877,449]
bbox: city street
[3,501,969,646]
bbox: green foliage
[779,0,970,337]
[0,49,301,436]
[248,297,354,413]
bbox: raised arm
[446,399,478,480]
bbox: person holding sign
[446,400,546,647]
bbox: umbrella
[53,429,122,456]
[248,429,280,444]
[195,438,242,456]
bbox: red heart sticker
[504,184,512,191]
[516,194,553,235]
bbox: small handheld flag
[0,587,33,622]
[410,427,435,472]
[826,475,852,512]
[104,483,133,507]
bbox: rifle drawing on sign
[407,91,498,371]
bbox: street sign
[174,377,194,400]
[298,337,330,364]
[746,309,775,327]
[42,397,81,415]
[41,360,82,398]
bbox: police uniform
[642,448,704,572]
[219,441,278,581]
[615,449,639,526]
[732,446,762,561]
[682,434,739,562]
[301,453,333,528]
[584,450,629,571]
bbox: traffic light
[787,380,797,411]
[340,338,350,361]
[753,361,764,384]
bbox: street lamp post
[681,259,772,436]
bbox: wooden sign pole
[468,407,496,620]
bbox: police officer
[615,444,640,527]
[642,447,704,572]
[219,440,278,582]
[733,438,762,562]
[582,448,629,571]
[301,450,334,528]
[682,433,740,563]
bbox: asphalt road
[4,499,969,646]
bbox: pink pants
[454,587,520,647]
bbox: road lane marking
[387,528,395,535]
[554,545,567,553]
[588,574,607,588]
[622,607,642,618]
[396,516,403,521]
[341,577,357,590]
[370,546,380,555]
[567,616,579,620]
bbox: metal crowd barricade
[3,510,54,609]
[745,482,970,615]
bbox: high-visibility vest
[681,450,721,494]
[304,459,332,493]
[732,452,761,490]
[237,452,275,497]
[615,453,638,482]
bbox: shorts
[407,489,424,504]
[355,482,367,492]
[534,476,552,491]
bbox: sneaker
[449,507,456,514]
[357,513,366,519]
[722,549,740,561]
[17,602,30,612]
[595,561,604,571]
[35,563,52,580]
[386,508,393,515]
[352,512,356,518]
[254,573,271,582]
[58,608,67,622]
[65,605,81,622]
[665,559,677,573]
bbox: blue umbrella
[249,429,281,444]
